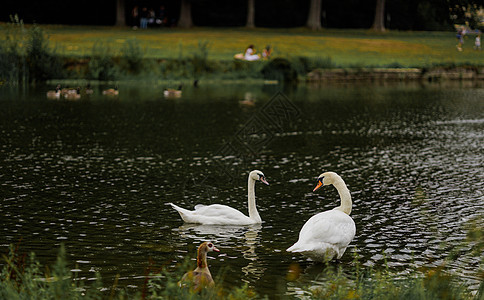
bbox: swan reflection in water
[173,224,265,284]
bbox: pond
[0,81,483,297]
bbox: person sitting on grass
[244,45,260,61]
[262,45,272,59]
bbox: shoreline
[307,67,484,82]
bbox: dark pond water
[0,81,483,297]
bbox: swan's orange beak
[260,177,269,185]
[313,181,323,192]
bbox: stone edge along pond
[307,66,484,82]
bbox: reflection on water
[0,82,483,297]
[241,226,265,284]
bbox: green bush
[0,244,107,300]
[88,42,117,81]
[0,16,63,84]
[159,59,193,79]
[261,58,298,83]
[26,24,63,83]
[304,263,476,300]
[0,15,26,84]
[289,56,334,76]
[120,38,144,75]
[191,40,210,76]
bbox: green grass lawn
[1,24,482,68]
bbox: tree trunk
[371,0,386,32]
[306,0,322,30]
[115,0,126,26]
[246,0,255,28]
[178,0,193,28]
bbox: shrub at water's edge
[26,24,63,83]
[0,243,260,300]
[120,38,144,75]
[88,41,118,81]
[0,16,63,84]
[1,214,482,300]
[0,243,108,299]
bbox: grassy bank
[3,24,483,65]
[3,25,482,65]
[2,241,483,300]
[0,22,483,84]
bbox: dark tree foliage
[192,0,246,26]
[385,0,452,30]
[0,0,482,30]
[322,0,375,29]
[447,0,483,29]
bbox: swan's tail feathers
[287,242,340,261]
[286,243,304,253]
[168,203,192,222]
[287,241,326,253]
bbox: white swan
[169,170,269,225]
[287,171,356,261]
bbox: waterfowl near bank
[64,87,81,100]
[102,86,119,96]
[287,171,356,262]
[179,242,220,292]
[163,85,182,98]
[46,85,61,99]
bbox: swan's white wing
[287,210,355,259]
[193,204,244,216]
[299,210,355,246]
[170,203,254,225]
[194,204,206,210]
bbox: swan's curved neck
[247,177,261,222]
[333,177,352,215]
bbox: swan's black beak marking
[259,174,269,185]
[313,178,323,192]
